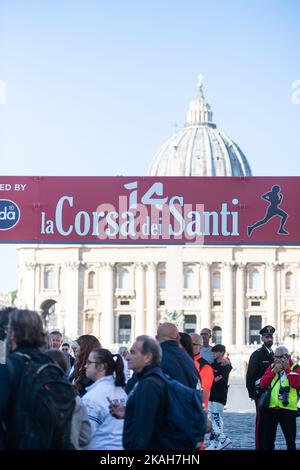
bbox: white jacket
[82,375,127,450]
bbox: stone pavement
[204,377,300,450]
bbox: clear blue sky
[0,0,299,292]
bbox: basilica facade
[16,80,300,351]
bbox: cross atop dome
[186,74,214,127]
[197,73,204,90]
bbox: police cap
[259,325,275,336]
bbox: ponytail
[112,353,125,387]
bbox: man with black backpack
[0,309,76,449]
[110,335,206,450]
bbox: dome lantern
[185,74,214,127]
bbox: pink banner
[0,176,299,245]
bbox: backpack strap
[268,375,280,391]
[13,352,31,362]
[150,370,169,382]
[197,356,210,369]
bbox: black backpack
[7,352,76,449]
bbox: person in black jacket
[121,335,167,450]
[157,323,199,389]
[245,325,275,450]
[0,309,50,449]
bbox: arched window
[159,271,166,289]
[119,268,130,290]
[44,269,55,290]
[88,271,95,289]
[184,267,195,290]
[249,268,260,290]
[212,271,221,289]
[212,326,222,344]
[285,272,293,290]
[40,299,57,330]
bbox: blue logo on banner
[0,199,20,230]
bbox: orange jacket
[194,353,214,409]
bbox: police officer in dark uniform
[246,325,275,450]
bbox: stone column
[94,312,101,340]
[135,263,145,337]
[34,263,41,311]
[24,262,37,310]
[236,263,246,347]
[64,261,80,340]
[93,262,103,340]
[94,261,103,292]
[266,262,277,329]
[165,246,183,312]
[200,262,211,330]
[101,262,115,347]
[223,262,233,346]
[146,262,157,336]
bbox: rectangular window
[120,300,130,305]
[213,300,221,306]
[159,300,165,306]
[251,301,260,306]
[184,315,197,333]
[118,315,132,344]
[44,270,55,290]
[249,315,262,344]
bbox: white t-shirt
[82,375,127,450]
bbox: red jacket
[260,361,300,390]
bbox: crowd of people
[0,307,299,451]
